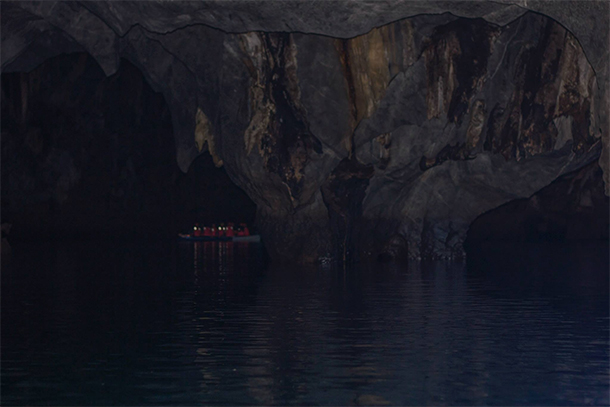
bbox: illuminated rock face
[2,2,608,262]
[351,14,602,260]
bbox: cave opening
[464,159,609,251]
[176,151,257,234]
[1,52,257,241]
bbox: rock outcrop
[2,1,608,262]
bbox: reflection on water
[2,239,608,405]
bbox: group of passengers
[192,223,250,237]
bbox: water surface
[2,240,608,405]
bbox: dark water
[2,239,608,406]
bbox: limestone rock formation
[2,1,608,262]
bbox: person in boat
[203,225,213,237]
[193,223,201,237]
[239,223,250,236]
[226,222,235,237]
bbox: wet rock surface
[2,2,608,262]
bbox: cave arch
[176,151,257,232]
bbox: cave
[1,1,608,405]
[2,2,608,261]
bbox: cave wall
[351,14,602,259]
[2,1,608,261]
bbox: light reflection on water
[2,240,608,406]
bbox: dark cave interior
[1,53,256,241]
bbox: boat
[180,223,260,243]
[178,234,261,243]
